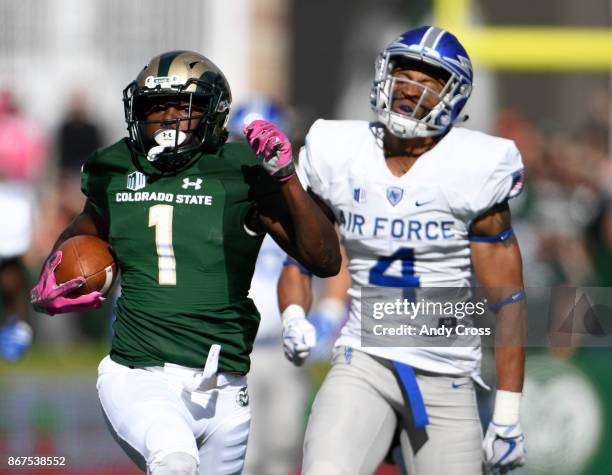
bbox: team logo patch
[182,177,203,190]
[386,186,404,206]
[353,187,367,204]
[127,171,147,191]
[236,386,249,407]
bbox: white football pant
[303,347,483,475]
[97,355,251,475]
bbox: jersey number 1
[148,205,177,285]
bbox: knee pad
[150,452,197,475]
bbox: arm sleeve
[469,142,525,218]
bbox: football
[54,235,118,296]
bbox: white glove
[483,390,525,473]
[282,305,316,366]
[483,422,526,473]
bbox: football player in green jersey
[30,51,340,475]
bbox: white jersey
[249,235,285,343]
[297,119,524,377]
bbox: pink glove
[30,251,106,316]
[243,119,296,182]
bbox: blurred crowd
[0,87,105,352]
[496,89,611,288]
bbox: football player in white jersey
[277,26,527,475]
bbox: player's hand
[282,315,317,366]
[483,422,526,474]
[0,319,33,362]
[30,251,106,316]
[243,119,296,182]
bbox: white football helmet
[371,26,473,139]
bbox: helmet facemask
[370,26,473,141]
[123,51,232,174]
[371,54,471,140]
[124,79,229,172]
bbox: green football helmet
[123,50,232,173]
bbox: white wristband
[492,390,522,425]
[281,304,306,322]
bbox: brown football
[54,235,118,296]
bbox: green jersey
[81,139,279,373]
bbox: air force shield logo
[386,186,404,206]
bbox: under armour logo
[182,178,203,190]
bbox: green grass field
[0,343,109,374]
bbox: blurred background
[0,0,610,474]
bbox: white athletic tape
[492,390,522,425]
[281,304,306,321]
[182,344,221,392]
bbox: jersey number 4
[148,205,176,285]
[368,247,420,300]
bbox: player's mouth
[392,98,431,117]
